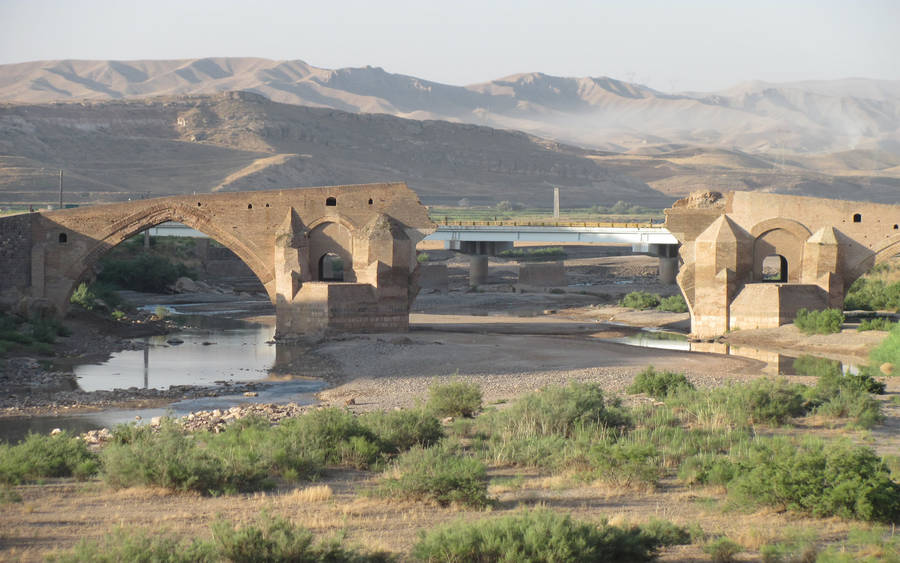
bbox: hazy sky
[1,0,897,92]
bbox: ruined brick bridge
[0,184,897,340]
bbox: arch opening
[761,254,788,282]
[325,197,337,207]
[318,253,345,282]
[58,233,67,244]
[853,213,862,223]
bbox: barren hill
[2,92,897,208]
[2,58,899,155]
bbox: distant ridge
[1,58,898,155]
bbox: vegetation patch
[857,317,896,332]
[620,291,660,310]
[656,294,688,313]
[0,432,98,484]
[425,380,483,418]
[794,308,844,334]
[97,253,193,293]
[412,509,690,562]
[845,278,900,312]
[498,246,567,261]
[373,446,491,508]
[627,366,694,398]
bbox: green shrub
[794,308,844,335]
[703,537,742,563]
[50,516,389,563]
[101,419,275,495]
[656,295,688,313]
[0,486,22,504]
[627,366,694,398]
[868,322,900,373]
[858,318,896,332]
[69,281,125,312]
[277,407,383,469]
[0,432,98,484]
[667,378,807,427]
[416,252,430,263]
[426,380,483,418]
[211,513,387,563]
[620,291,660,310]
[586,441,662,488]
[480,382,629,439]
[360,409,444,453]
[69,282,96,310]
[845,278,900,312]
[374,446,490,508]
[412,509,689,562]
[48,527,216,563]
[97,253,193,293]
[726,437,900,522]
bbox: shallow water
[0,309,324,443]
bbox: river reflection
[74,323,276,392]
[614,330,858,375]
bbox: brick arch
[749,218,812,282]
[845,234,900,285]
[65,201,275,304]
[306,216,356,283]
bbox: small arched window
[247,203,253,209]
[368,198,374,205]
[58,233,67,244]
[853,213,862,223]
[325,197,337,207]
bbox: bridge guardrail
[433,219,664,229]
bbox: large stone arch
[64,201,275,307]
[845,234,900,285]
[749,218,811,283]
[306,215,357,282]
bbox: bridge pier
[449,240,513,256]
[469,255,488,286]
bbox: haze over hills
[2,91,898,209]
[2,57,899,156]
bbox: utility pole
[553,187,560,219]
[58,169,63,209]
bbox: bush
[97,253,192,293]
[101,419,276,495]
[277,407,383,470]
[726,437,900,522]
[703,537,742,563]
[656,295,688,313]
[211,513,387,563]
[50,515,389,563]
[426,380,483,418]
[0,432,98,484]
[412,509,689,562]
[374,446,490,508]
[627,366,694,398]
[481,382,629,439]
[667,378,807,427]
[794,308,844,335]
[360,408,444,453]
[845,278,900,312]
[620,291,660,310]
[858,318,896,332]
[48,527,216,563]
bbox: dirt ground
[2,249,899,561]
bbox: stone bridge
[666,191,900,340]
[0,182,434,339]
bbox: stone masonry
[0,182,434,339]
[666,191,900,339]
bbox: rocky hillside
[2,91,897,208]
[0,92,671,207]
[2,58,899,155]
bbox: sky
[0,0,897,92]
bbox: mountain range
[0,58,898,208]
[2,57,899,155]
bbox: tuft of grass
[627,366,694,398]
[425,380,483,418]
[373,446,491,508]
[360,408,444,453]
[412,509,690,562]
[857,317,896,332]
[703,536,742,563]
